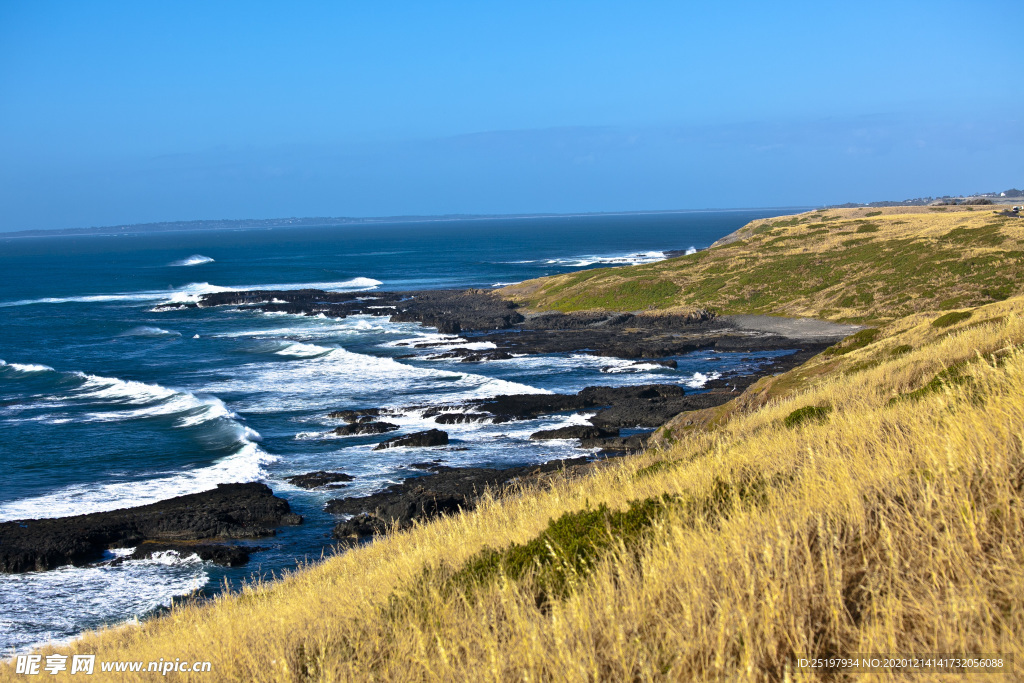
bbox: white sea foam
[600,361,669,373]
[169,254,215,267]
[73,372,179,404]
[0,360,56,375]
[199,346,547,415]
[119,326,181,338]
[0,441,276,522]
[0,550,207,653]
[685,246,698,255]
[502,251,669,268]
[0,277,383,309]
[0,362,277,521]
[274,342,334,358]
[381,333,464,348]
[684,371,721,388]
[56,372,252,434]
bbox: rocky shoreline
[185,286,852,542]
[0,483,300,573]
[5,287,860,572]
[172,287,847,358]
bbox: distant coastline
[2,207,814,239]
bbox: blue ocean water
[0,209,798,652]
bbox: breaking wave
[0,363,277,521]
[119,326,181,338]
[0,360,56,375]
[169,254,215,267]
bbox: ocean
[0,209,797,653]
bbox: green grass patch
[822,328,879,356]
[438,473,781,605]
[931,311,973,328]
[855,223,880,233]
[634,460,675,479]
[940,224,1006,247]
[444,495,677,603]
[889,361,971,404]
[783,405,833,428]
[554,278,681,311]
[541,269,602,296]
[865,211,883,217]
[890,344,913,357]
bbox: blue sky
[0,1,1020,231]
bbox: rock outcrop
[0,483,301,573]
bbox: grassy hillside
[6,208,1024,681]
[503,206,1024,324]
[9,296,1024,681]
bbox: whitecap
[119,326,181,338]
[274,342,334,358]
[0,360,56,375]
[169,254,215,267]
[197,346,548,415]
[0,441,277,522]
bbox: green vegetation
[822,328,879,356]
[890,361,971,404]
[931,310,973,327]
[550,277,680,312]
[442,495,676,602]
[503,208,1024,324]
[783,404,832,427]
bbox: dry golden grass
[502,206,1024,324]
[7,295,1024,681]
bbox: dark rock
[460,351,514,362]
[530,425,619,440]
[428,348,516,362]
[331,421,399,436]
[332,513,389,542]
[471,393,593,422]
[433,412,492,424]
[601,359,677,372]
[326,456,608,541]
[286,471,356,489]
[328,408,382,422]
[0,483,301,574]
[373,429,449,450]
[580,433,652,451]
[194,287,835,362]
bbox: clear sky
[0,1,1020,231]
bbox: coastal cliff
[8,205,1024,681]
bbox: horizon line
[1,206,820,238]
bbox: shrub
[890,344,913,357]
[931,311,973,328]
[822,328,879,356]
[783,405,832,428]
